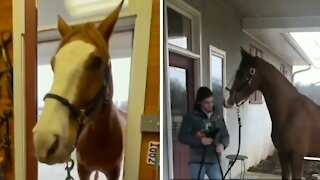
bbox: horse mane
[256,57,298,91]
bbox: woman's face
[199,96,214,112]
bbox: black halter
[43,85,108,152]
[226,67,256,107]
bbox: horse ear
[240,47,253,58]
[58,15,71,37]
[97,0,124,42]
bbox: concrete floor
[233,172,282,179]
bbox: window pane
[211,54,223,115]
[167,7,192,50]
[169,66,187,139]
[112,58,131,113]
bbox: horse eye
[89,57,102,69]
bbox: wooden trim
[168,44,200,59]
[37,16,136,43]
[120,0,153,178]
[25,0,38,179]
[138,0,160,179]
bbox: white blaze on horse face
[33,40,95,163]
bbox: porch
[163,0,318,179]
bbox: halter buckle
[78,109,87,124]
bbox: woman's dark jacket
[178,109,229,164]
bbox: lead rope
[222,106,242,179]
[65,159,100,180]
[65,158,75,180]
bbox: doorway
[164,1,201,178]
[169,52,195,179]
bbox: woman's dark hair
[193,86,215,111]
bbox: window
[249,45,263,104]
[167,7,192,50]
[209,46,225,116]
[280,63,287,76]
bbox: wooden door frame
[25,0,38,179]
[169,52,195,179]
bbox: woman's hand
[216,143,225,153]
[201,137,213,145]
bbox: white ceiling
[224,0,320,18]
[223,0,320,66]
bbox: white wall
[183,0,293,177]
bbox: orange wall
[144,0,160,115]
[139,0,160,179]
[0,0,14,179]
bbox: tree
[170,78,187,115]
[294,83,320,105]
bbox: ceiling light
[64,0,128,18]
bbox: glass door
[169,52,194,179]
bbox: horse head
[224,48,262,108]
[33,0,124,165]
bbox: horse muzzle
[223,99,234,109]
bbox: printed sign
[146,141,160,165]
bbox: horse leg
[278,151,291,180]
[77,162,91,180]
[290,153,304,180]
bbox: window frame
[249,44,264,104]
[209,45,226,119]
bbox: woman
[179,87,230,179]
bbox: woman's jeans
[189,163,222,179]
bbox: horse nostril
[47,135,59,157]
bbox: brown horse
[224,48,320,179]
[32,1,125,180]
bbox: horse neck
[89,100,114,134]
[257,60,298,123]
